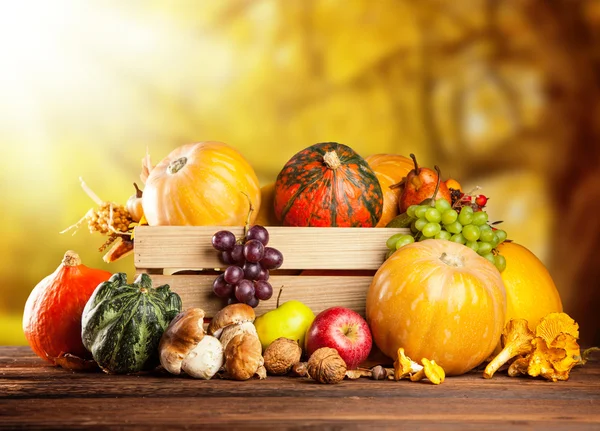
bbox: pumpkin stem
[62,250,82,267]
[439,252,464,268]
[133,182,143,198]
[410,153,420,175]
[167,157,188,175]
[323,151,342,170]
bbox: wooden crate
[134,226,410,317]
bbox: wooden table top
[1,346,598,430]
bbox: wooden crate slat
[134,226,409,270]
[147,274,375,318]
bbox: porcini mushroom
[208,303,257,351]
[224,332,266,380]
[159,308,224,379]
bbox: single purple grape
[211,230,236,252]
[224,265,244,285]
[243,261,262,280]
[246,225,269,246]
[235,279,255,303]
[220,251,234,265]
[246,295,260,308]
[254,280,273,301]
[243,239,265,263]
[257,266,270,281]
[262,247,284,270]
[231,244,245,265]
[212,274,234,298]
[227,296,240,305]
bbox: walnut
[306,347,347,384]
[263,338,302,375]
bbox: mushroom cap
[224,332,263,380]
[208,303,255,338]
[159,308,206,375]
[536,312,579,344]
[181,335,224,379]
[394,347,422,380]
[219,321,258,352]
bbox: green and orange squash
[274,143,383,227]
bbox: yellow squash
[496,242,563,330]
[366,239,506,375]
[142,142,261,226]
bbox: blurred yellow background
[1,0,598,345]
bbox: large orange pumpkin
[365,154,413,227]
[496,242,563,329]
[366,239,506,375]
[142,142,261,226]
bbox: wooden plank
[146,274,375,317]
[134,226,409,270]
[1,396,599,430]
[1,347,599,430]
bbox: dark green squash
[81,273,182,374]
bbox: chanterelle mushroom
[503,312,582,382]
[484,319,534,379]
[394,348,423,380]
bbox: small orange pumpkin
[23,251,112,363]
[496,242,563,330]
[142,142,261,226]
[365,154,413,227]
[366,239,506,375]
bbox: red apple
[305,306,372,369]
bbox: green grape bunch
[385,197,508,273]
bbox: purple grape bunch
[210,225,284,308]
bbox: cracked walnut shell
[263,337,302,375]
[307,347,347,384]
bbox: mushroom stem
[483,319,534,379]
[484,345,520,379]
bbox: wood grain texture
[144,274,376,318]
[134,226,410,270]
[0,347,599,430]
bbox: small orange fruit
[445,178,462,191]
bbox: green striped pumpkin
[81,273,181,374]
[274,142,383,227]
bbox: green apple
[254,300,315,351]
